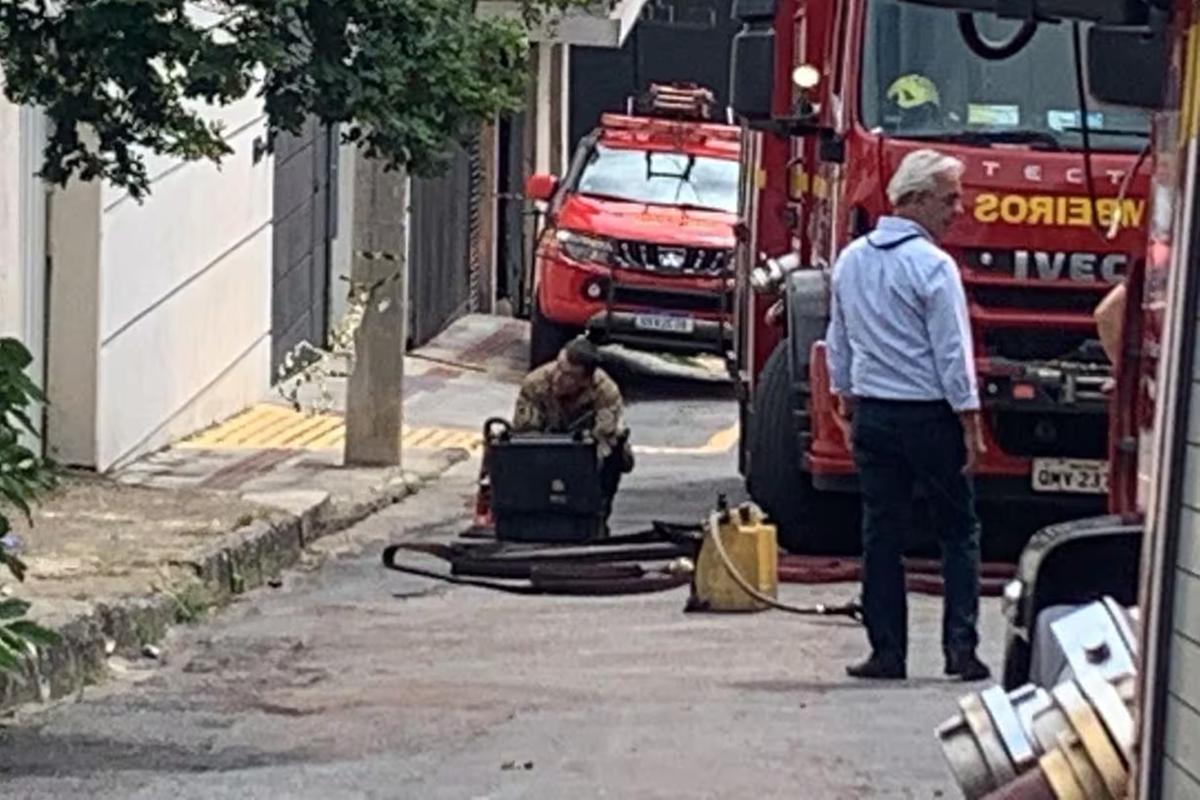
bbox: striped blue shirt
[825,216,979,412]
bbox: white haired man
[825,148,989,682]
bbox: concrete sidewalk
[0,317,532,714]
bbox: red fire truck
[523,84,742,367]
[726,0,1154,551]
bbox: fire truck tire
[747,339,850,554]
[530,299,576,369]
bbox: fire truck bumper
[804,344,1111,512]
[584,310,733,356]
[809,469,1105,511]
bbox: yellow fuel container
[687,500,778,612]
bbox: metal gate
[407,143,474,348]
[496,112,529,316]
[569,0,739,150]
[271,118,336,377]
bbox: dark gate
[569,0,739,151]
[271,119,337,377]
[496,111,529,315]
[408,144,473,348]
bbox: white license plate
[633,313,694,334]
[1031,458,1109,495]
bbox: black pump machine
[482,418,608,544]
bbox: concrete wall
[47,92,274,471]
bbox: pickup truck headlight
[556,230,615,266]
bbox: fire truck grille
[614,241,732,275]
[969,286,1106,314]
[981,329,1105,363]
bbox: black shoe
[846,653,906,680]
[945,650,991,681]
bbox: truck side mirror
[729,25,775,122]
[524,173,559,202]
[894,0,1148,25]
[1087,23,1169,109]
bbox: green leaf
[0,626,27,653]
[0,634,24,674]
[0,483,33,523]
[0,598,32,619]
[0,551,27,582]
[0,339,33,371]
[6,408,39,437]
[6,620,62,648]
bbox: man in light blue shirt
[825,149,989,682]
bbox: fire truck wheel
[529,299,577,369]
[747,339,853,554]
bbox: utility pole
[344,155,408,467]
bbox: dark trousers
[851,399,981,662]
[599,451,623,522]
[599,431,632,522]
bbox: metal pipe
[935,598,1138,799]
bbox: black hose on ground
[382,543,693,596]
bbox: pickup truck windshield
[861,0,1151,152]
[575,144,740,214]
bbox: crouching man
[512,337,634,522]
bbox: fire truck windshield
[860,0,1151,152]
[575,144,740,214]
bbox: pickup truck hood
[556,194,737,249]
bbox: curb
[0,450,467,714]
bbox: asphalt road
[0,343,1004,799]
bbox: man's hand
[833,395,854,450]
[960,411,986,474]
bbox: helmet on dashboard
[887,74,941,110]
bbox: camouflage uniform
[512,362,630,463]
[511,363,634,520]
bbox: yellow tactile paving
[177,404,485,452]
[197,404,292,444]
[177,404,740,456]
[280,415,345,448]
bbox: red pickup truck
[523,84,742,367]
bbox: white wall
[329,137,358,328]
[1,97,50,454]
[0,99,45,350]
[47,92,274,471]
[0,96,22,340]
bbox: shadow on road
[0,729,311,777]
[604,362,735,404]
[728,677,951,694]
